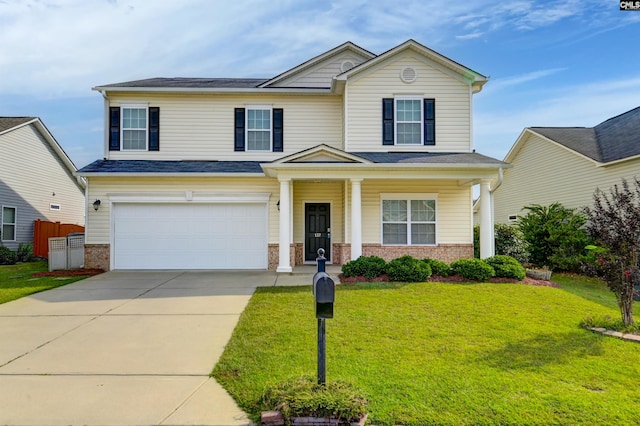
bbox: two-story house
[77,39,508,272]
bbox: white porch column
[277,178,292,272]
[479,179,494,259]
[350,179,363,260]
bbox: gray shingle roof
[0,117,35,133]
[77,160,264,174]
[353,151,509,165]
[530,106,640,163]
[96,77,268,89]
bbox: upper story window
[109,105,160,152]
[235,107,283,153]
[246,106,272,151]
[395,98,422,145]
[1,206,16,241]
[382,98,435,146]
[122,106,147,150]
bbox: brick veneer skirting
[84,244,110,271]
[362,244,473,263]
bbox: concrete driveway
[0,269,297,426]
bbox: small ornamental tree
[584,178,640,326]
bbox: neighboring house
[0,117,85,251]
[77,39,508,272]
[493,106,640,224]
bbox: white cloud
[489,68,567,91]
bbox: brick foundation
[268,243,302,271]
[84,244,110,271]
[332,243,351,265]
[362,244,473,263]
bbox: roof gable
[335,39,488,93]
[259,42,375,88]
[270,144,373,164]
[0,117,84,189]
[509,106,640,165]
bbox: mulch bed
[32,269,105,277]
[339,273,560,288]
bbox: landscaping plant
[0,246,17,265]
[518,203,591,271]
[494,223,529,264]
[422,258,451,277]
[258,376,368,424]
[484,255,526,280]
[341,255,387,279]
[386,255,431,282]
[450,258,494,281]
[584,178,640,326]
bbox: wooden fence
[33,219,85,258]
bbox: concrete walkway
[0,268,336,426]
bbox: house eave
[92,86,336,95]
[77,172,266,178]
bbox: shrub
[422,258,451,277]
[0,246,18,265]
[518,203,591,271]
[386,255,431,282]
[494,223,529,264]
[450,258,495,281]
[17,243,34,263]
[341,256,387,279]
[258,376,368,423]
[484,255,526,280]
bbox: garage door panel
[113,203,267,270]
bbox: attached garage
[112,202,268,270]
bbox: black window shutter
[424,99,435,145]
[148,107,160,151]
[109,106,120,151]
[234,108,245,151]
[273,108,283,152]
[382,98,394,145]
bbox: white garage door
[113,203,268,270]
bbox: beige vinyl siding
[108,93,343,160]
[86,177,279,244]
[359,180,472,244]
[493,133,640,224]
[274,52,370,88]
[346,53,471,152]
[0,124,84,249]
[292,181,344,243]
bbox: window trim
[1,206,17,242]
[394,97,423,145]
[380,193,437,246]
[245,104,273,152]
[120,104,149,151]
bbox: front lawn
[0,261,91,304]
[213,275,640,425]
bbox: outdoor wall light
[93,199,101,211]
[276,200,280,211]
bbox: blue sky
[1,0,639,168]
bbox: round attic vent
[341,60,355,72]
[400,67,417,83]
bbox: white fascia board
[77,172,265,178]
[91,86,335,95]
[108,192,270,203]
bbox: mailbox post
[313,248,335,386]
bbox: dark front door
[305,203,331,262]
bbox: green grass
[213,276,640,425]
[0,261,90,304]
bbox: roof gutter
[490,166,504,194]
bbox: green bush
[17,243,34,263]
[484,255,526,280]
[473,225,480,259]
[0,246,18,265]
[494,223,529,264]
[518,203,591,271]
[341,256,387,279]
[258,376,368,423]
[386,255,431,282]
[422,258,451,277]
[450,258,495,281]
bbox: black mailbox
[313,271,335,318]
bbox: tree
[518,203,590,271]
[584,178,640,326]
